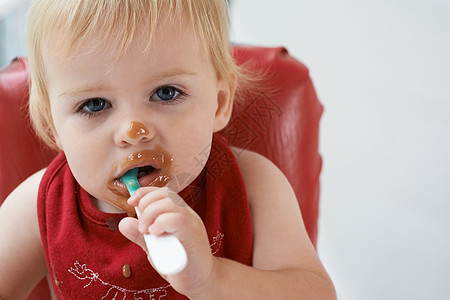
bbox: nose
[115,120,154,146]
[128,121,149,139]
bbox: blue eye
[83,98,108,112]
[151,86,184,103]
[77,98,111,117]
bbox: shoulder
[0,168,46,240]
[0,168,48,297]
[231,147,296,208]
[1,168,46,211]
[0,168,45,243]
[231,147,278,175]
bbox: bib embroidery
[68,231,225,299]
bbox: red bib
[38,134,252,299]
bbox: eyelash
[76,98,111,119]
[150,85,187,104]
[75,86,187,118]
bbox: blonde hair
[26,0,241,149]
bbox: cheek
[175,96,217,165]
[59,125,109,177]
[64,139,112,199]
[49,106,64,148]
[169,124,214,183]
[50,102,84,152]
[64,142,98,175]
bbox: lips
[107,147,174,198]
[115,165,157,186]
[113,166,165,197]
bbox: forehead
[43,17,214,94]
[46,13,207,65]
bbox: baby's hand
[119,186,214,296]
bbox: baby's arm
[0,169,48,299]
[188,148,336,299]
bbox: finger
[148,212,188,237]
[138,197,177,233]
[118,217,148,254]
[136,187,171,215]
[127,186,160,206]
[137,189,191,233]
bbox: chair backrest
[223,46,323,246]
[0,46,323,299]
[0,57,58,201]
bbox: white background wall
[1,1,449,299]
[0,0,30,67]
[230,0,450,299]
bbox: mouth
[118,165,166,186]
[136,165,156,180]
[112,165,165,197]
[107,148,174,198]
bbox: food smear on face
[105,145,174,214]
[128,121,149,139]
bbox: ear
[213,78,235,132]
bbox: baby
[0,0,336,299]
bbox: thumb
[119,217,148,254]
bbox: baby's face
[44,19,231,214]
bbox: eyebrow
[151,70,198,82]
[58,86,110,98]
[58,69,198,98]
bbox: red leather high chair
[0,46,323,299]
